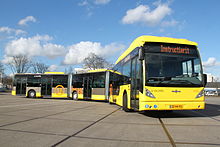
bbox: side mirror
[203,74,207,86]
[138,47,144,61]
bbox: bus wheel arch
[28,90,36,98]
[122,91,131,112]
[72,91,78,100]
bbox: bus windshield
[145,53,203,87]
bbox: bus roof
[88,69,122,75]
[88,69,108,73]
[14,72,66,76]
[115,35,198,64]
[44,72,64,74]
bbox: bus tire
[122,92,131,112]
[72,91,78,100]
[28,90,36,98]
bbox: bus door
[41,76,52,96]
[83,76,93,98]
[16,76,27,95]
[130,57,140,109]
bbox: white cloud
[4,35,66,58]
[161,20,178,27]
[94,0,111,5]
[18,16,37,26]
[122,3,172,26]
[78,0,89,6]
[48,65,59,71]
[43,43,66,58]
[63,41,125,65]
[1,55,13,64]
[0,26,26,35]
[203,57,220,68]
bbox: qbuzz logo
[55,85,64,95]
[172,90,181,93]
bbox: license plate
[169,105,183,109]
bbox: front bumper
[140,101,205,111]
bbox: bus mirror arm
[138,47,144,61]
[203,74,207,86]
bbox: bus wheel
[122,92,131,112]
[28,90,36,98]
[72,91,78,100]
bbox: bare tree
[83,53,113,70]
[0,62,4,83]
[8,55,32,73]
[213,77,220,91]
[32,62,49,73]
[0,62,4,72]
[2,75,13,89]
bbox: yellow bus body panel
[11,90,16,96]
[111,85,205,111]
[112,84,131,108]
[44,72,64,74]
[144,86,204,102]
[91,95,106,101]
[36,92,41,97]
[77,94,106,101]
[77,94,84,99]
[139,101,205,111]
[52,93,68,98]
[140,86,205,110]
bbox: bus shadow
[26,97,72,101]
[25,97,109,103]
[141,104,220,118]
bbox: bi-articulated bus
[109,35,207,111]
[12,36,206,112]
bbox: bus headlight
[196,90,204,98]
[146,89,156,98]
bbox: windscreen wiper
[168,80,197,85]
[147,77,171,81]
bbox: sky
[0,0,220,79]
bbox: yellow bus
[71,69,110,101]
[12,72,70,98]
[109,35,207,111]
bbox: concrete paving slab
[2,118,92,136]
[58,137,172,147]
[0,107,27,114]
[0,115,34,126]
[194,104,220,118]
[166,125,220,144]
[76,122,169,142]
[2,109,69,117]
[101,110,160,125]
[176,143,220,147]
[162,116,220,126]
[46,111,106,122]
[0,129,65,147]
[73,106,119,115]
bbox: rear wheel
[28,90,36,98]
[122,92,131,112]
[72,91,78,100]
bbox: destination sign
[160,45,190,54]
[144,42,198,56]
